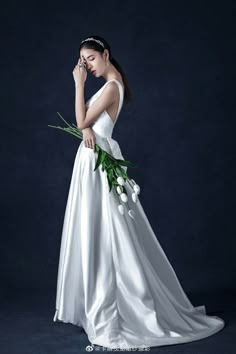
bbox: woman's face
[80,48,107,77]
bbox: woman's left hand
[73,58,87,85]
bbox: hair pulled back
[79,35,132,103]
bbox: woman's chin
[91,71,100,78]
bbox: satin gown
[53,79,225,349]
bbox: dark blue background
[2,1,235,308]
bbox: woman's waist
[91,131,123,159]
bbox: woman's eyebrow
[81,54,94,62]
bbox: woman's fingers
[84,138,92,149]
[89,138,96,151]
[89,138,94,150]
[91,138,96,152]
[83,136,96,151]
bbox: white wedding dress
[53,79,225,349]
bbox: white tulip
[128,209,135,219]
[132,192,137,203]
[116,185,122,194]
[118,204,124,215]
[133,184,140,195]
[120,193,128,203]
[117,176,125,186]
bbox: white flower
[117,176,125,186]
[128,209,135,219]
[132,192,138,203]
[133,184,140,195]
[116,185,122,194]
[118,204,124,215]
[120,193,128,202]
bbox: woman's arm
[75,82,86,129]
[75,82,117,130]
[74,81,96,152]
[73,58,116,130]
[80,104,96,152]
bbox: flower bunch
[48,112,141,219]
[116,176,141,219]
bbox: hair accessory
[81,37,105,48]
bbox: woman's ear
[105,49,109,60]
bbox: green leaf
[116,159,137,167]
[101,160,106,171]
[94,148,102,171]
[108,168,114,179]
[115,165,128,179]
[108,177,113,192]
[101,150,107,164]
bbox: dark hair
[79,35,132,103]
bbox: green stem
[48,125,83,140]
[64,127,83,138]
[49,112,133,193]
[57,112,78,130]
[63,128,83,139]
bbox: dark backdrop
[2,1,235,309]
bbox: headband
[80,37,105,48]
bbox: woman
[53,35,225,350]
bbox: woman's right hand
[82,127,96,152]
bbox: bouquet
[48,112,141,219]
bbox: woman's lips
[92,70,96,75]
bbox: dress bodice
[85,79,124,138]
[84,79,125,161]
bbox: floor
[1,291,235,353]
